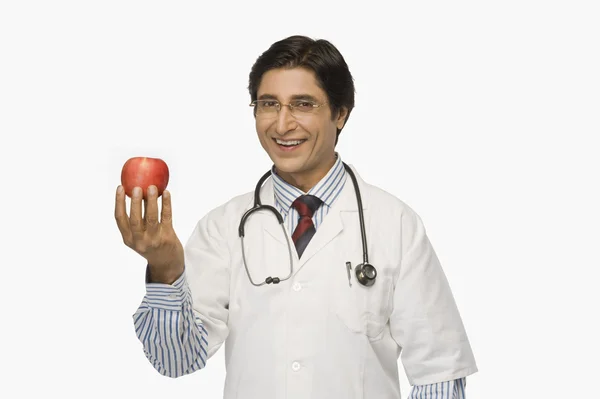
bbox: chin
[272,157,307,175]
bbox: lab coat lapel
[296,165,369,272]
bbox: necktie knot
[292,195,322,218]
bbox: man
[115,35,478,398]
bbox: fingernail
[148,186,156,195]
[117,186,123,194]
[133,187,141,197]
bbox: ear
[335,106,349,130]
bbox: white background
[1,1,599,398]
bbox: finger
[161,189,173,227]
[114,185,133,245]
[143,197,148,227]
[145,185,159,236]
[129,186,144,240]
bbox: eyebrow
[257,93,320,102]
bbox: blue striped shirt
[133,269,207,377]
[271,153,347,234]
[132,153,467,397]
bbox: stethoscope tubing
[238,162,373,287]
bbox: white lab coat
[182,164,478,399]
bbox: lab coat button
[293,283,302,292]
[291,361,301,371]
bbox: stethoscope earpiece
[355,263,377,287]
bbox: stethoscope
[238,162,377,288]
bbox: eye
[261,100,279,108]
[293,101,315,111]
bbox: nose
[274,105,298,135]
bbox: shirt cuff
[143,264,189,311]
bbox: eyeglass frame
[249,99,328,116]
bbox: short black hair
[248,35,355,144]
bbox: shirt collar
[271,153,347,214]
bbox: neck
[276,155,336,193]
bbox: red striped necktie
[291,195,323,258]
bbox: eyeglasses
[250,99,327,117]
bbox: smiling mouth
[274,138,307,147]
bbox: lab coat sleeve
[389,208,478,386]
[182,208,231,361]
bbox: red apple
[121,157,170,199]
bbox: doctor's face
[254,67,348,191]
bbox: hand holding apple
[121,157,170,199]
[114,157,184,284]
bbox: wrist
[147,263,184,285]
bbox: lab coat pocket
[330,264,394,340]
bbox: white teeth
[276,139,304,146]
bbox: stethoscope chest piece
[355,263,377,287]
